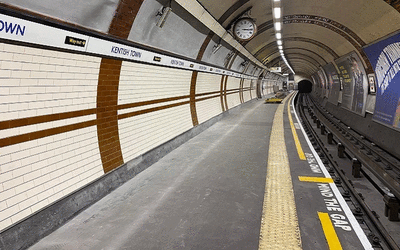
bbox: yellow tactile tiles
[259,94,302,250]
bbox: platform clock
[233,18,257,41]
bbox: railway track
[296,93,400,250]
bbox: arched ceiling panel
[282,23,354,58]
[284,40,335,63]
[282,0,400,44]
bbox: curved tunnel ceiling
[199,0,400,77]
[1,0,400,78]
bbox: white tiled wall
[119,105,193,162]
[118,61,193,163]
[196,73,223,124]
[0,125,103,231]
[250,80,256,100]
[119,62,191,104]
[0,44,100,122]
[226,77,241,109]
[243,79,251,103]
[196,73,222,94]
[0,44,103,231]
[0,43,255,233]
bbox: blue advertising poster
[364,33,400,128]
[323,63,341,105]
[335,52,368,116]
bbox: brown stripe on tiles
[240,79,244,104]
[0,109,97,130]
[224,76,229,111]
[96,0,144,173]
[0,120,97,148]
[220,76,226,112]
[96,58,124,173]
[0,87,246,148]
[190,71,199,126]
[118,100,191,120]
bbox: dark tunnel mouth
[298,80,313,93]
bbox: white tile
[22,170,42,183]
[10,208,32,224]
[30,71,47,79]
[11,165,32,179]
[34,174,51,187]
[30,199,49,213]
[26,184,45,198]
[6,192,28,207]
[0,217,12,231]
[15,180,35,195]
[2,176,24,191]
[0,204,19,221]
[37,188,54,202]
[18,195,38,211]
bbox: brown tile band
[0,88,248,148]
[189,0,249,127]
[240,79,244,104]
[118,100,190,120]
[0,120,97,148]
[220,76,226,112]
[190,32,213,127]
[96,58,124,173]
[190,71,199,126]
[0,90,238,132]
[224,76,229,111]
[96,0,144,173]
[0,108,97,130]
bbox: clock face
[233,18,257,41]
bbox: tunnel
[297,79,313,93]
[1,0,400,249]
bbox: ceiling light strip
[271,0,295,74]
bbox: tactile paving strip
[259,95,302,250]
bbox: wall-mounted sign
[64,36,86,47]
[0,13,258,80]
[335,51,368,116]
[368,74,376,94]
[270,67,281,73]
[323,63,340,105]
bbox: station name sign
[0,13,257,80]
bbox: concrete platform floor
[29,99,277,250]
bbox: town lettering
[0,20,25,36]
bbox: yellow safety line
[288,93,306,160]
[298,176,334,183]
[259,95,302,250]
[318,212,343,250]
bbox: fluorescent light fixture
[275,22,281,31]
[278,45,283,50]
[274,8,281,19]
[275,33,282,39]
[277,40,282,45]
[274,0,280,2]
